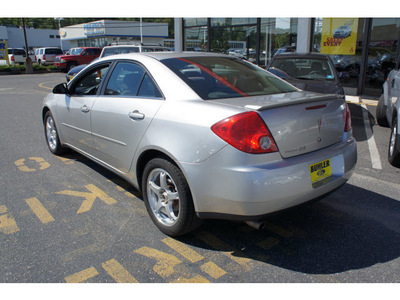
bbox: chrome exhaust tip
[244,220,266,230]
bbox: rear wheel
[388,116,400,167]
[376,94,389,127]
[142,158,203,236]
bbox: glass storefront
[183,18,298,67]
[313,18,400,96]
[183,17,400,97]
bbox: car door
[56,63,111,154]
[90,60,164,173]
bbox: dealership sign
[84,21,105,36]
[320,18,358,55]
[0,39,9,64]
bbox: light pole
[54,18,63,51]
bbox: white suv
[376,56,400,167]
[35,47,63,65]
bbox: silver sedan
[42,52,357,236]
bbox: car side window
[138,73,163,98]
[72,64,110,96]
[105,62,162,98]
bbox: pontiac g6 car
[42,52,357,236]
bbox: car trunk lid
[211,91,347,158]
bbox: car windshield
[161,56,297,100]
[270,57,336,81]
[66,48,84,55]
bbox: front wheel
[388,116,400,167]
[142,158,203,236]
[44,111,67,155]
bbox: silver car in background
[42,52,357,236]
[376,55,400,167]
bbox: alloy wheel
[147,168,180,226]
[46,116,58,151]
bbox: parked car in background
[101,44,171,57]
[35,47,63,65]
[376,55,400,167]
[65,44,171,82]
[267,52,345,95]
[43,52,357,236]
[333,25,352,38]
[8,48,26,65]
[54,47,102,72]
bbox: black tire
[388,116,400,167]
[376,94,389,127]
[66,62,77,72]
[142,158,203,236]
[43,111,67,155]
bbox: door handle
[81,105,90,113]
[128,110,145,120]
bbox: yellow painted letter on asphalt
[135,246,182,278]
[25,197,55,224]
[162,237,204,263]
[56,184,117,214]
[0,205,20,235]
[102,259,139,283]
[65,267,99,283]
[14,157,50,172]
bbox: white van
[35,47,63,65]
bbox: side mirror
[53,83,69,95]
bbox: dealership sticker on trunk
[309,159,332,183]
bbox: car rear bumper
[181,134,357,220]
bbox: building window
[50,35,54,38]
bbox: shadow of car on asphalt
[58,112,400,277]
[349,103,377,142]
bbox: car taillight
[344,103,352,132]
[211,111,278,154]
[43,55,46,60]
[11,56,14,62]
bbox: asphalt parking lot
[1,73,400,285]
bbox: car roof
[273,52,330,59]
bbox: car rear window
[13,49,26,56]
[161,56,297,100]
[45,48,63,55]
[270,57,336,80]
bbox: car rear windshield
[45,48,63,55]
[270,57,336,81]
[161,56,297,100]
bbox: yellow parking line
[195,231,252,270]
[200,261,227,279]
[162,237,204,263]
[257,237,280,250]
[102,259,138,283]
[65,267,99,283]
[25,197,55,224]
[38,81,57,90]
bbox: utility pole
[21,18,33,74]
[54,18,63,51]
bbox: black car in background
[267,52,345,95]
